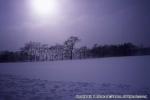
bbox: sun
[31,0,59,16]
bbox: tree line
[0,36,150,62]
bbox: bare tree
[79,46,88,59]
[64,36,80,60]
[21,41,41,61]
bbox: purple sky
[0,0,150,51]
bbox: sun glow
[31,0,59,16]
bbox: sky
[0,0,150,51]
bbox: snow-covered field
[0,74,149,100]
[0,56,150,100]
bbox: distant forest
[0,36,150,62]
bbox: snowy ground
[0,74,149,100]
[0,56,150,100]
